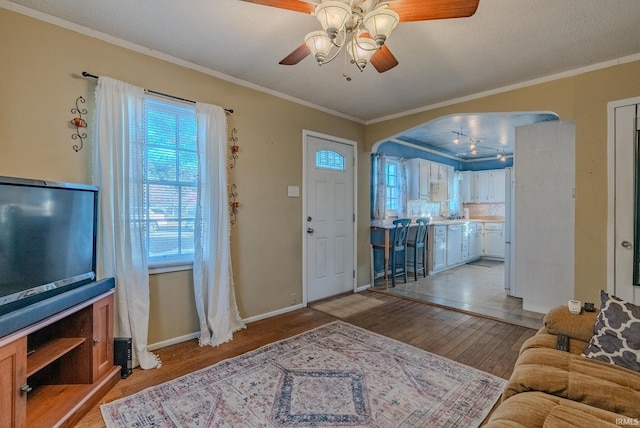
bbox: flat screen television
[0,176,114,338]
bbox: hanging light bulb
[347,36,377,70]
[453,136,460,144]
[362,7,399,47]
[314,1,352,40]
[305,31,333,64]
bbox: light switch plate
[287,186,300,197]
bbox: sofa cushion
[582,290,640,372]
[543,305,599,343]
[485,391,625,427]
[520,331,588,356]
[502,345,640,418]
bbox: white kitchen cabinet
[461,170,506,203]
[459,171,472,202]
[474,171,490,202]
[469,222,483,259]
[408,159,431,200]
[446,224,463,266]
[489,169,506,202]
[430,180,448,202]
[484,222,505,258]
[432,225,447,271]
[462,224,470,261]
[430,162,444,182]
[446,165,455,201]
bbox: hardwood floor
[75,291,535,427]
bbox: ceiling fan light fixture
[363,8,399,46]
[314,1,352,40]
[305,31,333,63]
[348,36,377,70]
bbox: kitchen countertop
[371,218,505,228]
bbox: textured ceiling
[4,0,640,157]
[394,112,559,160]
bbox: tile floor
[372,260,545,330]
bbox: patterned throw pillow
[582,290,640,372]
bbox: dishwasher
[446,224,463,266]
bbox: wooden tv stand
[0,290,120,427]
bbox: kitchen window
[385,159,401,214]
[144,97,197,269]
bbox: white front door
[609,99,640,304]
[304,131,356,303]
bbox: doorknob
[307,216,312,222]
[621,240,633,249]
[307,228,314,234]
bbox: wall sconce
[228,127,239,169]
[229,183,239,225]
[71,96,88,152]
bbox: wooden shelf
[0,289,116,427]
[26,337,86,377]
[27,366,120,428]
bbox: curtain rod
[81,72,233,114]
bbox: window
[385,160,400,212]
[316,150,345,170]
[144,97,197,266]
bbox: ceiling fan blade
[370,45,399,73]
[240,0,315,14]
[385,0,480,22]
[279,43,311,65]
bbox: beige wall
[3,7,640,345]
[0,9,365,345]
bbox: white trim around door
[302,130,358,305]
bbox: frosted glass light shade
[305,31,333,63]
[314,1,352,39]
[347,37,377,69]
[363,8,399,45]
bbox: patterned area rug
[101,321,506,427]
[311,294,385,318]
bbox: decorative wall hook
[70,96,88,152]
[228,128,239,168]
[229,184,239,225]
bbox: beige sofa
[485,303,640,427]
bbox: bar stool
[407,218,429,281]
[372,218,411,287]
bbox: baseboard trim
[148,332,200,351]
[356,284,371,292]
[242,303,306,324]
[148,303,308,350]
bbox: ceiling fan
[241,0,479,76]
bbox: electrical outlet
[290,293,297,305]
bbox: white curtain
[92,77,161,369]
[399,159,408,217]
[193,102,245,346]
[373,153,386,220]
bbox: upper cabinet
[408,159,431,200]
[489,169,506,202]
[460,169,506,203]
[408,159,452,201]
